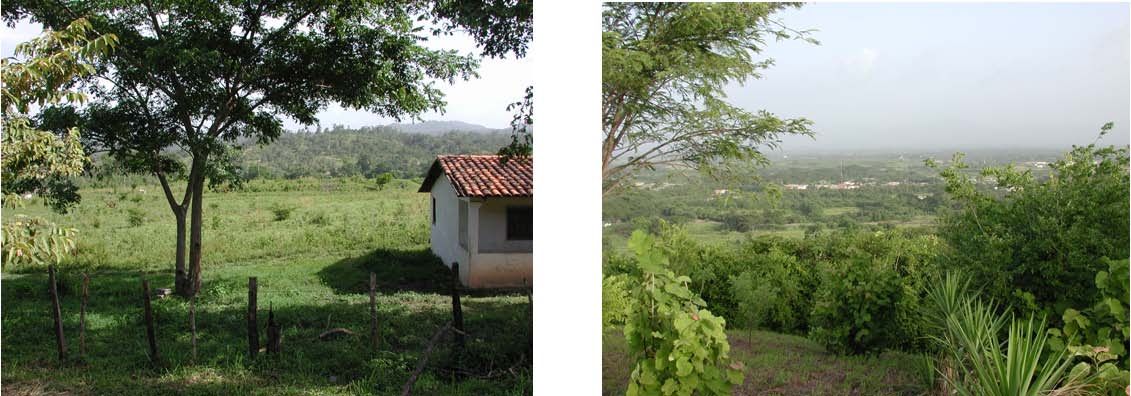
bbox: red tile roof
[419,155,533,197]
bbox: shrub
[932,135,1129,313]
[269,203,296,221]
[622,230,744,396]
[1046,258,1130,392]
[809,258,910,355]
[601,274,631,331]
[126,208,146,227]
[729,249,812,333]
[307,211,331,226]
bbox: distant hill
[239,125,510,179]
[385,120,505,135]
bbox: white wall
[469,252,533,288]
[477,197,534,253]
[429,177,465,273]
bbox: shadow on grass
[317,247,451,295]
[318,247,529,298]
[1,265,531,396]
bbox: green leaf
[675,358,692,377]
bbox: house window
[506,206,533,240]
[458,201,468,248]
[431,197,436,224]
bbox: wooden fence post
[190,295,197,363]
[450,263,465,349]
[369,272,379,349]
[79,273,89,361]
[248,277,258,359]
[142,279,159,363]
[48,265,67,362]
[266,307,281,355]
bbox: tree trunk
[187,153,208,296]
[173,208,189,296]
[157,168,191,297]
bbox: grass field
[603,329,928,396]
[1,179,531,396]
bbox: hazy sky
[0,19,531,130]
[731,2,1130,151]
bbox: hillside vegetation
[238,127,511,180]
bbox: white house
[419,155,532,288]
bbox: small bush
[307,211,331,226]
[269,203,296,221]
[126,208,146,227]
[809,258,909,355]
[729,249,812,333]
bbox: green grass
[603,328,929,396]
[2,179,531,396]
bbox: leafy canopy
[602,2,816,194]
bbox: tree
[1,18,116,267]
[498,85,532,159]
[6,0,524,297]
[929,124,1130,313]
[427,0,533,159]
[374,172,394,190]
[602,2,817,195]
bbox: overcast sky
[0,19,531,130]
[731,2,1130,152]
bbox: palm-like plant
[924,272,1094,396]
[945,315,1085,396]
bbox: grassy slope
[1,180,531,396]
[603,329,927,396]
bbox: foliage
[728,249,811,333]
[373,172,395,190]
[1046,258,1130,393]
[622,231,743,396]
[498,85,533,159]
[125,208,146,227]
[268,203,297,221]
[939,308,1084,396]
[2,17,116,211]
[1,120,85,212]
[0,215,77,269]
[1,18,115,268]
[808,258,912,355]
[233,125,509,180]
[428,0,533,59]
[930,126,1130,313]
[601,2,816,194]
[603,273,632,331]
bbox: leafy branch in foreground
[602,2,817,195]
[1,18,116,268]
[623,230,743,396]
